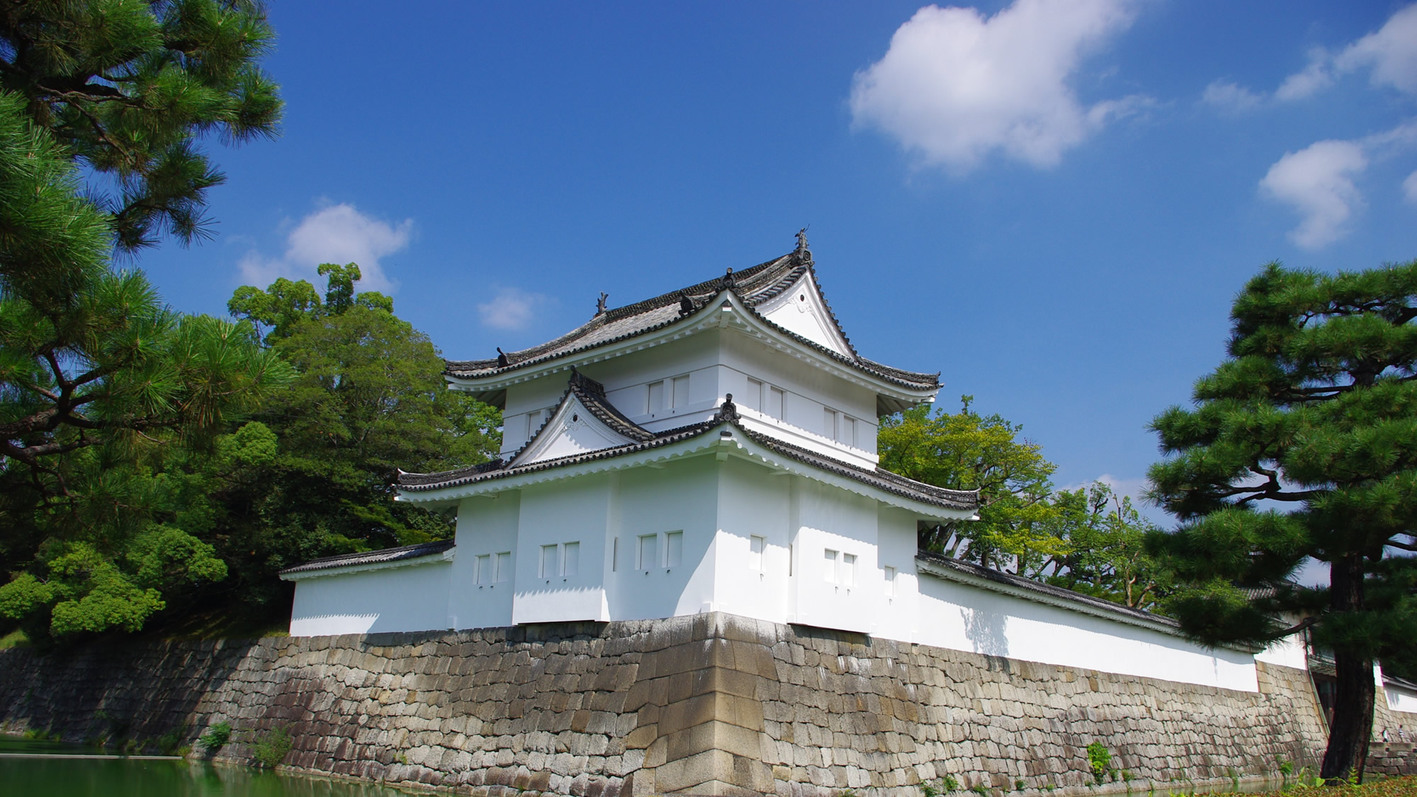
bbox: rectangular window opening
[562,541,579,577]
[637,534,658,571]
[823,549,838,583]
[539,544,558,579]
[743,378,763,412]
[842,553,857,588]
[495,552,511,582]
[648,380,665,414]
[665,531,683,568]
[767,386,785,420]
[884,565,897,598]
[672,375,691,409]
[749,535,765,572]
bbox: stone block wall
[0,612,1359,795]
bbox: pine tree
[1148,261,1417,782]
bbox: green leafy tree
[879,396,1062,571]
[1148,261,1417,782]
[1035,482,1170,610]
[216,268,501,609]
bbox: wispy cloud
[1203,4,1417,109]
[1274,48,1335,102]
[849,0,1144,173]
[1334,3,1417,95]
[1272,4,1417,102]
[477,287,551,332]
[238,203,414,293]
[1404,170,1417,204]
[1260,139,1368,250]
[1200,79,1263,113]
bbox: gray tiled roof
[398,396,977,513]
[279,539,454,577]
[445,249,939,393]
[915,551,1178,628]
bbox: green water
[0,737,417,796]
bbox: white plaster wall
[870,507,925,643]
[512,477,611,624]
[289,560,451,636]
[911,570,1260,691]
[1387,680,1417,715]
[789,478,881,634]
[1255,630,1310,670]
[757,272,853,358]
[447,494,520,630]
[606,458,719,620]
[711,457,792,623]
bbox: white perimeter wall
[909,567,1259,692]
[1386,678,1417,715]
[288,559,451,636]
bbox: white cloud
[1259,139,1368,249]
[1335,3,1417,95]
[1274,5,1417,102]
[1201,79,1263,112]
[238,203,413,293]
[1274,48,1335,102]
[849,0,1142,173]
[1404,170,1417,204]
[477,287,550,332]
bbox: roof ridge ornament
[496,347,509,368]
[721,266,735,290]
[795,227,812,263]
[567,365,606,396]
[596,292,608,315]
[678,293,695,316]
[715,393,739,422]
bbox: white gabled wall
[756,271,854,358]
[289,559,451,636]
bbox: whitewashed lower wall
[1388,679,1417,714]
[908,568,1260,692]
[288,558,451,636]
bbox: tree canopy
[879,396,1062,571]
[1148,260,1417,782]
[0,0,285,641]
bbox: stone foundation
[0,612,1383,795]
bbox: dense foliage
[1148,261,1417,782]
[878,397,1166,609]
[0,0,287,641]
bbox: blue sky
[138,1,1417,523]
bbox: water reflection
[0,737,414,797]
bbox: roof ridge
[448,252,800,372]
